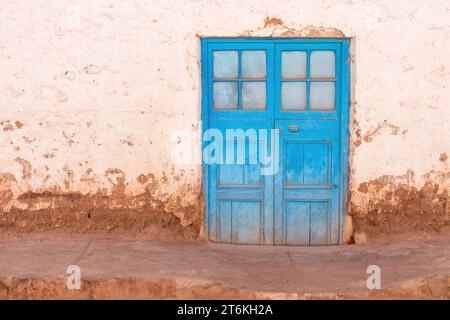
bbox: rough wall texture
[0,0,449,239]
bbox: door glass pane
[242,82,266,109]
[213,51,238,79]
[281,82,307,110]
[310,51,335,79]
[282,51,307,79]
[213,82,238,109]
[310,82,335,110]
[242,51,266,79]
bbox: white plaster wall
[0,1,449,219]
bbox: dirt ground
[0,233,449,299]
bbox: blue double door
[202,39,349,245]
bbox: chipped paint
[238,17,346,38]
[350,170,450,237]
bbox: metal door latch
[288,125,300,132]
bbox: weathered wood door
[202,39,349,245]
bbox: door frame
[200,38,350,244]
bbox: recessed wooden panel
[303,143,330,185]
[284,201,310,245]
[230,201,262,244]
[285,142,330,186]
[310,201,330,245]
[218,201,232,243]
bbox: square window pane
[310,51,335,79]
[242,82,266,109]
[281,82,307,110]
[310,82,335,110]
[282,51,307,79]
[242,51,266,79]
[213,82,238,109]
[213,51,238,79]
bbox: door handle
[288,125,300,132]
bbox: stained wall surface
[0,0,449,239]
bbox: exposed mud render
[350,171,450,238]
[0,168,202,238]
[1,1,449,240]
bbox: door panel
[217,200,263,244]
[284,201,310,245]
[232,201,262,244]
[207,119,273,244]
[310,201,330,245]
[274,120,340,245]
